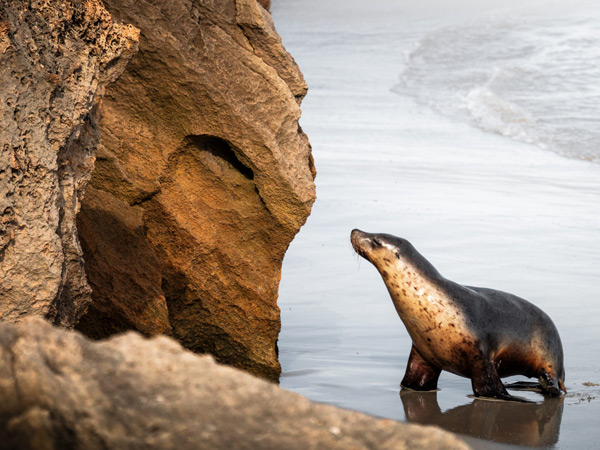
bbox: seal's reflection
[400,390,564,447]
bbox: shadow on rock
[400,390,564,447]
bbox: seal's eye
[372,238,382,247]
[395,251,401,259]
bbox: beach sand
[273,0,600,448]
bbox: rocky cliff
[1,0,315,381]
[75,0,316,380]
[0,319,470,450]
[0,0,138,325]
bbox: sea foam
[396,8,600,162]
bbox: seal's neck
[379,263,449,324]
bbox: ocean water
[273,1,600,448]
[397,6,600,163]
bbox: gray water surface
[274,1,600,448]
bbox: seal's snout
[351,229,371,258]
[350,229,363,254]
[351,229,365,241]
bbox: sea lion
[350,229,566,401]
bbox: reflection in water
[400,390,564,447]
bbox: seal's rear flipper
[506,375,565,397]
[539,369,563,397]
[559,379,567,394]
[505,381,544,393]
[401,346,442,391]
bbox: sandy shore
[274,0,600,448]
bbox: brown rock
[75,187,171,338]
[76,0,316,380]
[257,0,271,11]
[0,318,471,450]
[0,1,138,325]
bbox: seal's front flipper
[401,346,441,391]
[471,361,531,402]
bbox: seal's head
[350,229,440,279]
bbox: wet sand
[273,0,600,448]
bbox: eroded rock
[257,0,271,12]
[0,318,470,450]
[0,0,138,325]
[76,0,316,380]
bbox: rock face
[0,1,138,325]
[76,0,316,380]
[0,319,470,450]
[257,0,271,11]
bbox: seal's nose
[351,229,369,254]
[350,229,364,243]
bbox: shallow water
[273,1,600,448]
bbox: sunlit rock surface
[0,0,138,326]
[0,319,470,450]
[75,0,316,380]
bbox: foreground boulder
[0,319,470,450]
[0,0,138,325]
[76,0,316,380]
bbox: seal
[350,229,566,401]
